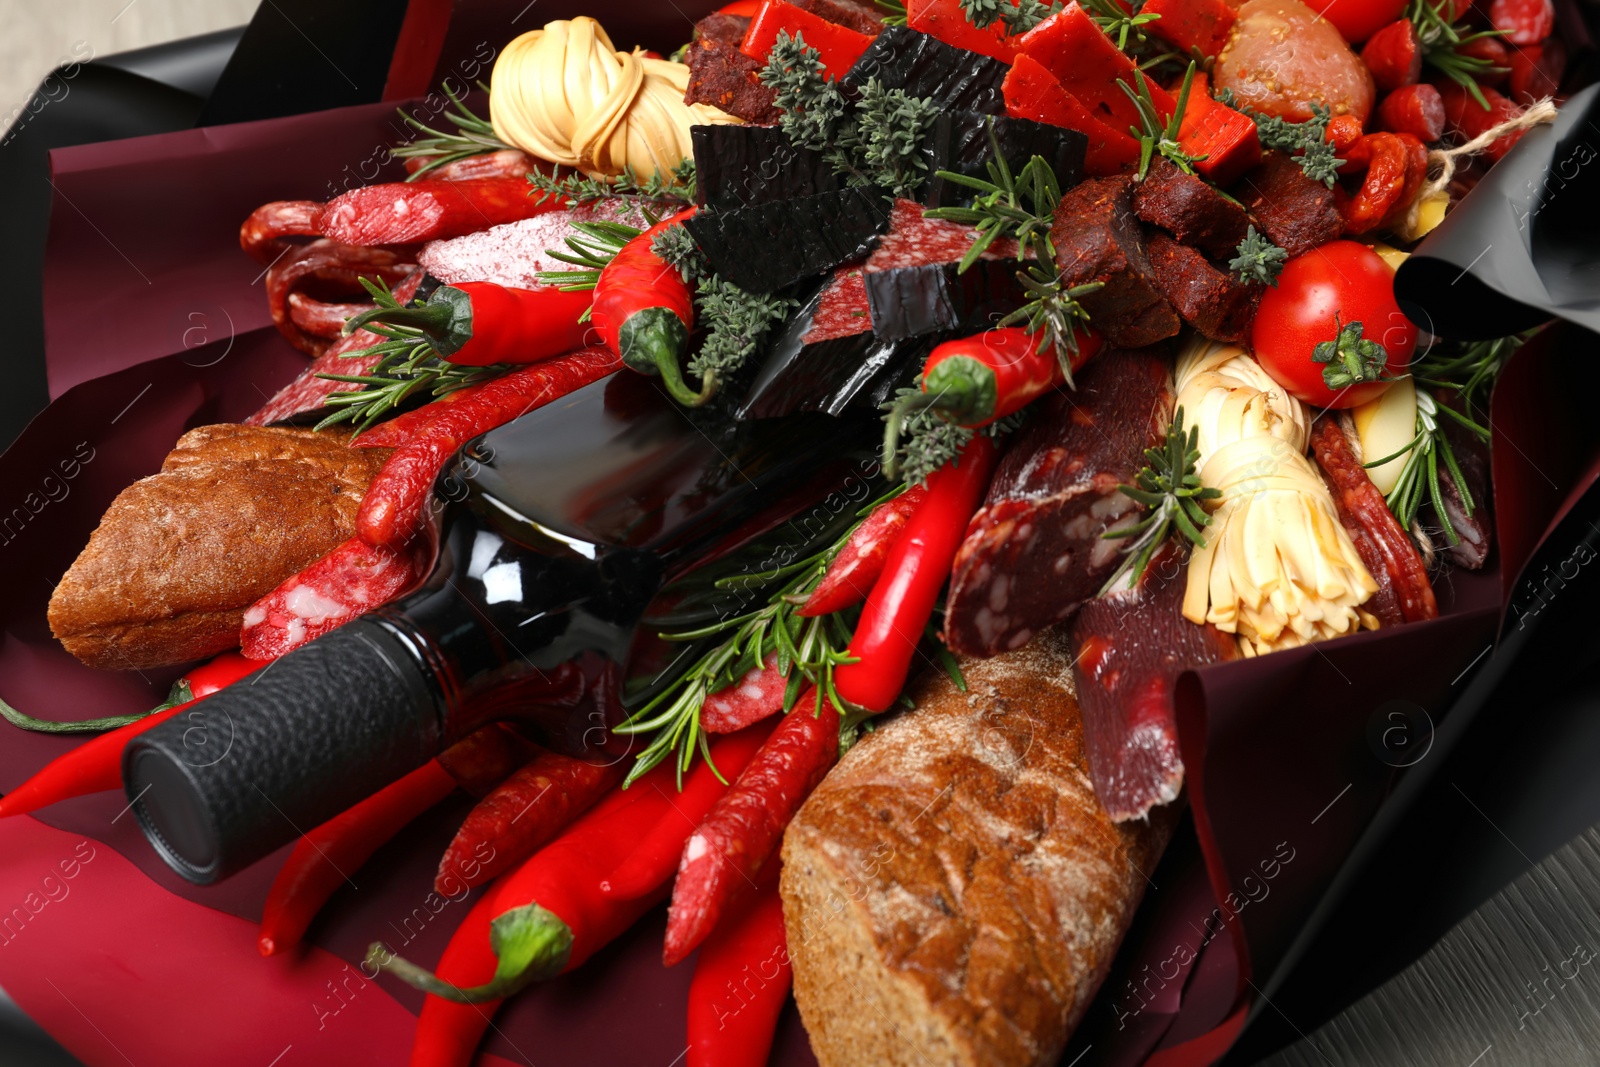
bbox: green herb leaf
[392,82,517,181]
[690,276,799,381]
[1311,316,1391,390]
[1100,406,1220,591]
[1228,225,1288,286]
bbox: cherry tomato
[1314,0,1408,43]
[1252,240,1417,409]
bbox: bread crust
[781,628,1173,1067]
[47,425,389,670]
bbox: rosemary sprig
[527,158,697,209]
[534,220,644,294]
[874,0,910,24]
[925,121,1101,378]
[614,491,907,786]
[1364,389,1481,544]
[1080,0,1163,54]
[1411,331,1529,423]
[313,277,514,432]
[1,679,194,734]
[1100,406,1219,591]
[1407,0,1506,110]
[392,82,517,181]
[1119,61,1203,180]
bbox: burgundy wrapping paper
[3,1,1597,1063]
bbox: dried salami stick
[316,177,563,247]
[1310,417,1438,624]
[434,751,625,894]
[795,487,926,618]
[701,652,788,734]
[356,347,623,550]
[662,691,841,966]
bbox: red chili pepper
[258,759,457,956]
[662,690,839,966]
[376,736,758,1067]
[796,487,928,618]
[833,435,1002,713]
[883,325,1101,473]
[0,653,256,818]
[356,346,623,550]
[433,751,625,895]
[598,721,777,901]
[716,0,764,13]
[740,0,877,74]
[686,873,791,1067]
[1377,83,1446,140]
[1361,20,1423,94]
[343,282,595,367]
[314,178,564,247]
[591,208,711,407]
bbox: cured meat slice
[247,271,426,426]
[1310,417,1437,625]
[1051,176,1181,348]
[684,14,782,125]
[1131,158,1252,260]
[686,188,891,293]
[863,197,1024,340]
[1069,541,1240,822]
[1144,231,1262,343]
[1231,151,1344,258]
[701,652,788,733]
[944,348,1175,657]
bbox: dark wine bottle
[123,371,882,884]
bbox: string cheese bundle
[488,17,739,181]
[1175,338,1378,655]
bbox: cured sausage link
[943,348,1175,658]
[1310,417,1437,625]
[1068,542,1239,823]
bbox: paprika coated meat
[943,348,1175,658]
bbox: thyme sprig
[960,0,1060,35]
[615,491,908,787]
[1215,91,1343,187]
[527,158,697,209]
[759,33,940,197]
[885,387,1026,488]
[1407,0,1506,110]
[1100,406,1219,591]
[392,82,517,181]
[926,121,1101,377]
[1229,225,1288,286]
[691,277,800,381]
[313,278,513,433]
[1120,62,1204,180]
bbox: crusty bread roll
[781,627,1174,1067]
[48,425,390,670]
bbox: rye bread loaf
[781,627,1174,1067]
[48,425,390,670]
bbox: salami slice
[701,652,787,734]
[1069,541,1239,822]
[238,530,437,660]
[943,348,1175,658]
[246,270,425,426]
